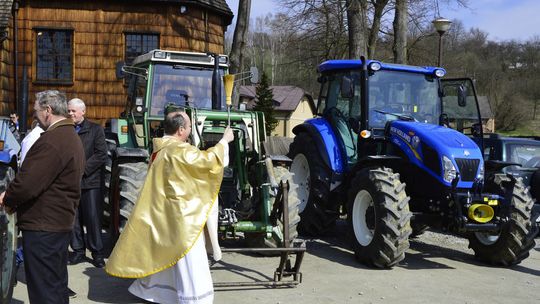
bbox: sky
[225,0,540,42]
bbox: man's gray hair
[36,90,68,116]
[164,111,186,135]
[68,98,86,111]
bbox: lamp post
[432,17,452,67]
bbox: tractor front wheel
[347,167,412,268]
[467,174,535,266]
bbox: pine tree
[254,72,278,135]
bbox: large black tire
[246,166,301,250]
[288,133,335,236]
[0,164,16,304]
[467,174,536,266]
[410,222,429,238]
[102,138,117,226]
[347,167,412,268]
[117,161,147,229]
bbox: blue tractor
[288,58,536,268]
[0,117,20,303]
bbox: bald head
[164,111,191,142]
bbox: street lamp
[432,17,452,67]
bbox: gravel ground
[11,222,540,304]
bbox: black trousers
[71,188,104,258]
[22,230,70,304]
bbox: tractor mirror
[249,67,259,84]
[115,61,125,79]
[340,76,354,98]
[458,84,467,107]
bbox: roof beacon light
[153,51,167,59]
[368,62,382,71]
[434,69,446,78]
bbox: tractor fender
[0,150,18,171]
[292,118,345,174]
[351,155,402,173]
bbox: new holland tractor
[105,50,304,285]
[0,118,20,303]
[288,58,536,268]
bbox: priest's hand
[222,126,234,143]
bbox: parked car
[476,134,540,235]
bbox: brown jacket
[4,118,86,232]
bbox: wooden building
[240,85,316,138]
[0,0,233,123]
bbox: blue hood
[389,121,483,187]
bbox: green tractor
[106,50,305,286]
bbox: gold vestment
[105,136,225,278]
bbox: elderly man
[67,98,107,268]
[106,111,233,304]
[0,90,85,304]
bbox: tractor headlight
[442,156,457,183]
[477,165,484,180]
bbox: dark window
[35,29,73,83]
[125,33,159,64]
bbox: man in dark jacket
[67,98,107,268]
[0,90,85,304]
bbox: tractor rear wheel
[117,161,148,230]
[347,167,412,268]
[0,164,16,304]
[289,133,335,236]
[467,174,535,266]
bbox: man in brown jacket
[0,90,85,304]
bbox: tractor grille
[455,158,480,182]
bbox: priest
[105,110,234,304]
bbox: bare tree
[392,0,408,63]
[367,0,390,58]
[346,0,368,58]
[230,0,251,75]
[229,0,252,104]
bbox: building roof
[0,0,13,30]
[240,85,313,112]
[151,0,233,24]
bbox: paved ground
[11,222,540,303]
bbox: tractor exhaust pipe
[211,53,222,111]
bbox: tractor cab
[115,50,229,149]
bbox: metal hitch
[213,180,307,288]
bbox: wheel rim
[352,190,375,246]
[474,231,500,245]
[291,154,310,213]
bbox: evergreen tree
[254,72,278,135]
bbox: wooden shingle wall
[13,0,228,123]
